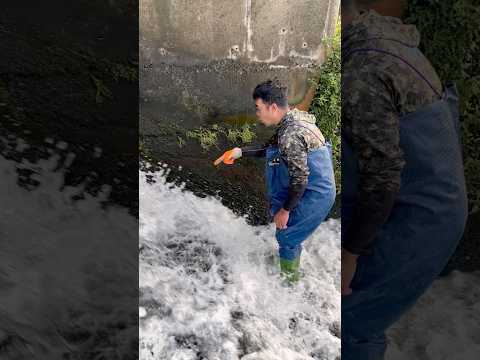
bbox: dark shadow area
[1,1,139,359]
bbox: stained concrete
[140,59,317,134]
[141,0,338,63]
[140,0,340,122]
[249,0,338,63]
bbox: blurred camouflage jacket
[242,108,324,210]
[342,9,443,254]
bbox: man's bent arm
[342,71,405,255]
[278,133,309,211]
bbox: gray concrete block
[140,0,340,127]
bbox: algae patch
[185,123,257,151]
[186,128,219,151]
[226,124,256,144]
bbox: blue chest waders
[265,143,336,281]
[341,83,468,359]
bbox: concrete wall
[140,0,340,131]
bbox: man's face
[255,98,278,127]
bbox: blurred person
[341,0,467,358]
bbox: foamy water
[0,136,137,359]
[139,165,341,360]
[140,164,480,360]
[2,137,477,359]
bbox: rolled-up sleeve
[342,70,405,255]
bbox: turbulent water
[140,164,480,360]
[2,140,478,359]
[0,137,137,359]
[139,165,341,360]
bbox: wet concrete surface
[1,2,138,216]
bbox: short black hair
[252,79,288,108]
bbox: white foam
[0,143,137,358]
[139,168,341,359]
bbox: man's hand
[274,208,290,230]
[342,248,359,296]
[213,147,242,166]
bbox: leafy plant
[186,128,218,151]
[309,20,341,193]
[177,136,185,148]
[226,124,256,144]
[406,0,480,212]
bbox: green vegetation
[177,136,185,148]
[186,128,219,151]
[185,123,256,151]
[309,20,341,193]
[406,1,480,212]
[226,124,256,144]
[139,120,256,154]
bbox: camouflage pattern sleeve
[278,129,309,187]
[277,128,309,211]
[343,69,405,194]
[342,67,406,254]
[341,9,443,254]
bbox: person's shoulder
[343,50,391,84]
[280,109,323,145]
[288,108,318,125]
[278,115,302,144]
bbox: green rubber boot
[280,256,301,283]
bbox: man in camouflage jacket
[216,79,336,282]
